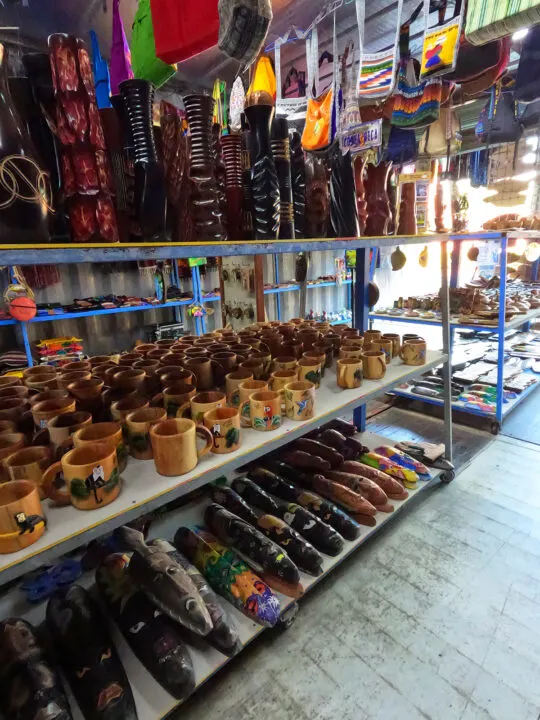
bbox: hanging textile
[110,0,134,95]
[229,76,245,132]
[89,30,112,109]
[131,0,177,88]
[150,0,219,64]
[356,0,404,104]
[274,32,308,117]
[419,0,464,80]
[465,0,540,46]
[218,0,273,67]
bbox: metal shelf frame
[368,231,540,432]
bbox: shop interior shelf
[370,306,540,333]
[0,429,443,720]
[264,279,353,295]
[26,298,195,323]
[0,351,446,586]
[0,233,472,266]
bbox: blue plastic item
[21,558,83,602]
[90,30,112,109]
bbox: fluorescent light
[513,28,529,41]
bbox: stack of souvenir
[35,337,85,367]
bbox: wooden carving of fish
[116,526,212,637]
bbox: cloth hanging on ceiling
[465,0,540,46]
[150,0,219,64]
[90,30,112,108]
[110,0,134,95]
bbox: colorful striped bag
[356,0,404,104]
[465,0,540,46]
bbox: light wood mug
[125,406,167,460]
[382,333,401,357]
[250,391,282,431]
[238,380,268,427]
[225,370,253,407]
[73,422,127,473]
[187,391,226,424]
[0,480,46,554]
[373,338,393,365]
[150,418,213,476]
[42,445,121,510]
[296,358,322,388]
[399,340,427,366]
[362,350,387,380]
[337,358,364,389]
[4,446,52,497]
[284,381,316,421]
[203,407,241,454]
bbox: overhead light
[512,28,529,41]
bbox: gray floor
[177,434,540,720]
[501,388,540,446]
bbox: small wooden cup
[399,340,427,366]
[284,381,316,421]
[150,418,213,476]
[225,370,254,407]
[362,350,387,380]
[297,358,322,388]
[250,391,282,431]
[126,407,167,460]
[238,380,268,427]
[73,422,127,473]
[203,407,241,454]
[0,480,46,553]
[337,358,364,389]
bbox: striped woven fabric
[465,0,540,46]
[391,70,442,128]
[358,50,397,101]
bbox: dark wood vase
[364,161,392,236]
[330,145,360,238]
[305,152,329,238]
[397,182,417,235]
[0,45,50,243]
[221,134,243,239]
[353,154,367,234]
[244,104,280,240]
[290,130,306,238]
[271,117,295,240]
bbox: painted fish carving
[235,475,344,556]
[360,452,419,489]
[46,585,137,720]
[311,474,377,517]
[148,539,241,656]
[204,503,303,597]
[95,554,195,700]
[325,471,392,512]
[116,526,212,636]
[374,446,431,480]
[173,526,280,627]
[340,460,408,500]
[246,466,361,541]
[0,618,72,720]
[210,486,260,524]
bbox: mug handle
[398,347,406,360]
[195,425,214,458]
[226,390,239,406]
[151,393,164,407]
[175,401,192,419]
[378,357,387,375]
[41,462,70,506]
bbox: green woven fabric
[465,0,540,46]
[131,0,176,88]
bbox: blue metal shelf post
[495,234,508,427]
[353,247,370,432]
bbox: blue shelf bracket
[273,254,281,321]
[20,322,33,368]
[353,247,370,432]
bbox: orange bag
[301,90,334,151]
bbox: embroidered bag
[420,0,464,80]
[386,126,417,165]
[515,24,540,103]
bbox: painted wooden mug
[270,369,298,393]
[339,344,364,361]
[31,397,77,430]
[302,351,326,377]
[399,340,427,366]
[237,380,268,427]
[296,358,322,388]
[184,357,221,390]
[225,370,254,408]
[203,407,241,454]
[272,356,298,373]
[0,433,26,484]
[250,391,282,431]
[364,330,382,343]
[249,350,273,378]
[4,446,52,497]
[373,338,393,365]
[125,406,167,460]
[362,350,387,380]
[42,445,121,510]
[153,383,196,418]
[239,358,265,381]
[73,422,127,473]
[187,391,226,424]
[337,358,364,389]
[0,480,46,553]
[46,411,92,452]
[150,418,213,476]
[284,381,316,421]
[382,333,401,357]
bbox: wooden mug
[364,330,382,343]
[133,343,158,357]
[113,368,146,393]
[312,341,333,368]
[362,350,387,380]
[0,420,17,436]
[188,391,226,424]
[31,397,77,430]
[125,407,167,460]
[203,407,241,454]
[239,358,265,381]
[184,357,220,390]
[0,398,28,423]
[225,370,254,407]
[4,446,52,497]
[0,433,26,483]
[42,445,121,509]
[284,381,316,421]
[270,369,298,393]
[159,367,195,389]
[382,333,401,357]
[57,370,92,390]
[0,480,46,554]
[297,358,322,388]
[46,411,92,451]
[67,378,104,401]
[0,376,22,390]
[61,360,92,373]
[250,391,282,431]
[249,350,273,378]
[237,380,268,427]
[150,418,213,476]
[73,422,127,473]
[154,383,196,418]
[0,386,30,402]
[110,395,149,424]
[373,339,393,365]
[337,358,364,389]
[272,356,298,373]
[29,389,69,407]
[339,344,364,361]
[211,352,238,384]
[400,340,427,366]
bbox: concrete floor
[177,434,540,720]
